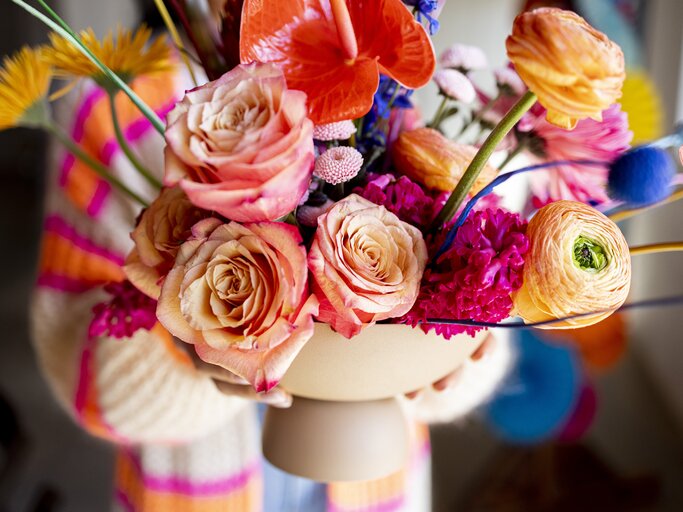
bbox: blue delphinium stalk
[356,75,413,169]
[403,0,440,35]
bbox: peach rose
[157,218,319,391]
[164,62,315,222]
[506,8,625,130]
[124,187,210,299]
[393,128,498,193]
[308,194,428,338]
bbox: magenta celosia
[89,280,158,340]
[354,174,447,230]
[403,208,529,338]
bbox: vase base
[262,396,409,482]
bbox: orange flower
[513,201,631,329]
[240,0,435,124]
[393,128,498,192]
[506,8,625,129]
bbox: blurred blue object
[608,146,676,206]
[485,330,581,444]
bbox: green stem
[108,92,163,189]
[427,96,449,129]
[12,0,165,135]
[498,142,525,172]
[430,91,537,232]
[46,122,148,207]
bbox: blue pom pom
[485,330,581,445]
[608,146,676,206]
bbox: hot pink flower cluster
[89,280,158,340]
[403,209,529,338]
[354,174,447,230]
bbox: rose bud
[393,127,498,193]
[124,187,211,299]
[506,8,625,129]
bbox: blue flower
[403,0,440,34]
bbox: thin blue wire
[424,295,683,329]
[434,159,609,260]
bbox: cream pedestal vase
[262,323,486,482]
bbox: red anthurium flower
[240,0,436,124]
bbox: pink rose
[164,62,315,222]
[308,194,428,338]
[124,186,211,299]
[157,218,319,391]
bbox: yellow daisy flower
[0,46,52,131]
[44,25,173,86]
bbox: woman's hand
[181,341,293,408]
[405,332,497,400]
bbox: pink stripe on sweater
[36,274,95,293]
[99,100,176,166]
[44,215,125,265]
[128,452,261,497]
[86,181,112,218]
[74,338,94,422]
[59,88,105,186]
[114,490,134,512]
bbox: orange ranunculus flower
[512,201,631,329]
[124,187,211,299]
[240,0,435,124]
[393,127,498,193]
[157,218,319,392]
[506,8,625,130]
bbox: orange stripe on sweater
[115,451,263,512]
[327,422,430,509]
[78,73,176,153]
[62,72,177,213]
[39,233,124,284]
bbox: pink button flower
[314,146,364,185]
[433,69,476,103]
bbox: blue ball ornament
[608,146,676,206]
[485,330,581,445]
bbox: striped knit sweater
[31,70,443,511]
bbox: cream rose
[157,218,319,391]
[124,186,210,299]
[164,62,315,222]
[308,194,428,338]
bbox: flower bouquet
[6,0,683,482]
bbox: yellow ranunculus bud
[513,200,631,329]
[506,8,625,130]
[393,127,498,193]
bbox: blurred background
[1,0,682,510]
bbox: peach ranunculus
[124,186,211,299]
[512,200,631,329]
[157,218,319,392]
[506,8,625,130]
[164,62,315,222]
[393,127,498,193]
[308,194,428,338]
